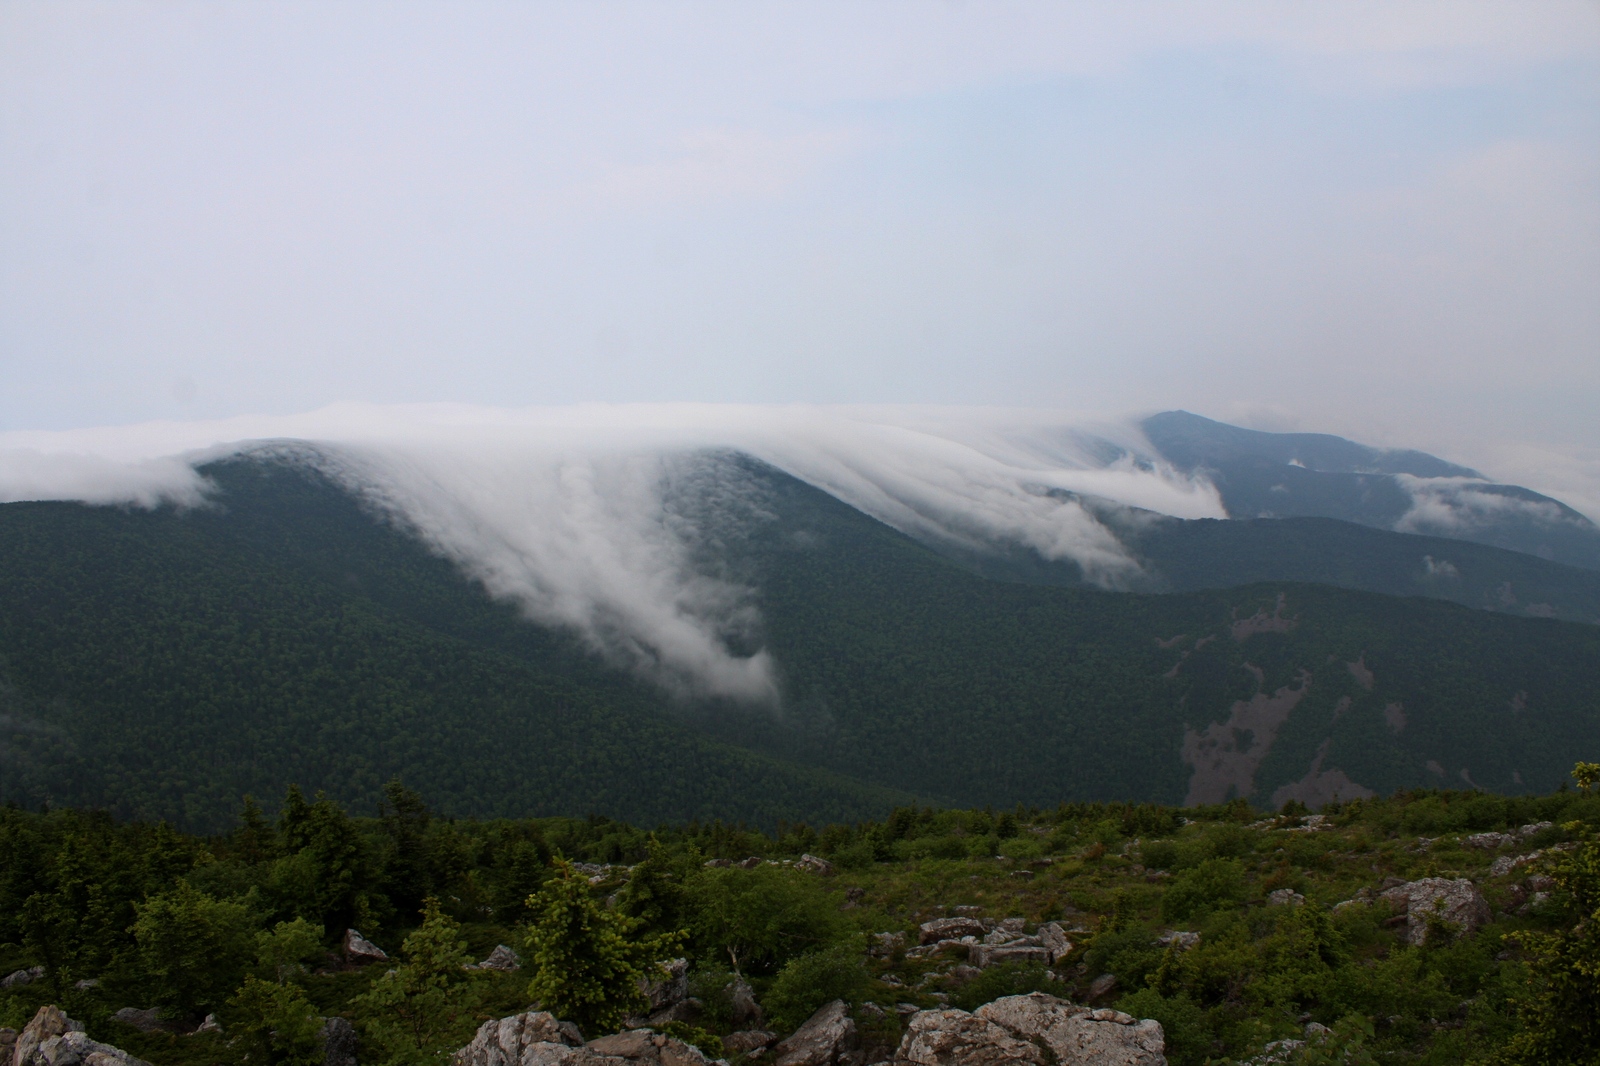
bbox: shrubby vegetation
[2,771,1599,1065]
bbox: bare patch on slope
[1182,667,1311,806]
[1270,739,1376,809]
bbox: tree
[256,917,324,984]
[614,836,692,939]
[354,897,481,1065]
[524,859,682,1034]
[269,787,378,937]
[686,864,846,976]
[132,880,257,1017]
[1500,766,1600,1065]
[228,975,325,1066]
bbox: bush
[687,865,848,975]
[659,1022,724,1057]
[1160,859,1246,923]
[131,881,257,1017]
[763,942,870,1032]
[1114,989,1211,1066]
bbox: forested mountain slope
[1,453,1597,831]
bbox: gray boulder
[729,976,765,1029]
[1037,923,1074,965]
[1378,878,1491,945]
[3,966,44,989]
[795,854,836,876]
[110,1008,167,1034]
[771,1000,859,1066]
[12,1006,152,1066]
[918,918,987,946]
[342,928,389,963]
[472,945,523,972]
[588,1029,712,1066]
[452,1011,587,1066]
[323,1017,359,1066]
[1265,889,1304,907]
[725,1031,777,1055]
[967,943,1049,970]
[897,994,1166,1066]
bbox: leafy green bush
[1160,859,1246,922]
[687,865,847,975]
[131,881,257,1017]
[659,1022,724,1057]
[763,942,870,1032]
[1114,988,1211,1066]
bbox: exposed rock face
[1,1028,16,1063]
[588,1029,712,1066]
[342,928,389,963]
[1266,889,1305,907]
[729,976,765,1029]
[453,1011,585,1066]
[724,1031,777,1055]
[323,1017,359,1066]
[12,1006,151,1066]
[2,966,43,989]
[471,945,523,972]
[771,1000,859,1066]
[967,944,1049,969]
[870,933,906,958]
[897,994,1166,1066]
[795,854,836,876]
[918,918,988,945]
[1037,923,1073,965]
[1379,878,1491,945]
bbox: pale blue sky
[2,2,1597,462]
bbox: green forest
[3,771,1599,1065]
[1,454,1598,831]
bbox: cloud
[0,403,1222,700]
[1394,475,1592,535]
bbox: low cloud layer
[0,404,1221,699]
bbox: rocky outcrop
[2,966,43,989]
[897,994,1166,1066]
[1379,878,1491,945]
[967,944,1049,969]
[795,854,836,876]
[342,928,389,963]
[729,976,765,1029]
[11,1006,152,1066]
[323,1017,359,1066]
[471,945,523,972]
[771,1000,859,1066]
[1266,889,1305,907]
[1036,923,1073,965]
[918,918,988,945]
[452,1012,715,1066]
[626,959,693,1027]
[724,1031,776,1055]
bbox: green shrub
[1114,989,1211,1066]
[688,865,848,975]
[660,1022,724,1057]
[1160,859,1246,922]
[763,942,870,1033]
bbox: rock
[342,928,389,963]
[968,944,1049,970]
[323,1017,358,1066]
[1156,932,1199,952]
[1464,832,1516,850]
[1378,878,1491,945]
[772,1000,859,1066]
[1037,923,1074,965]
[628,959,690,1023]
[452,1011,586,1066]
[110,1008,167,1034]
[730,976,766,1029]
[3,966,44,989]
[918,918,987,945]
[12,1006,152,1066]
[73,980,100,991]
[870,933,906,958]
[579,1032,713,1066]
[943,965,982,988]
[895,1009,1045,1066]
[901,994,1166,1066]
[1,1029,16,1062]
[795,854,836,876]
[1491,852,1544,878]
[1087,974,1118,1001]
[192,1015,222,1036]
[1266,889,1305,907]
[726,1032,778,1055]
[1518,821,1553,838]
[472,945,523,972]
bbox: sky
[3,2,1599,470]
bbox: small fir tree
[524,859,683,1034]
[354,898,480,1065]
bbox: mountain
[2,451,1598,831]
[1141,410,1600,570]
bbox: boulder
[975,994,1164,1065]
[12,1006,152,1066]
[192,1015,222,1036]
[1464,832,1515,850]
[110,1008,167,1034]
[1155,932,1199,952]
[323,1017,359,1066]
[3,966,44,989]
[725,1031,777,1055]
[1037,923,1073,965]
[796,855,836,876]
[771,1000,859,1066]
[587,1030,712,1066]
[918,918,987,946]
[452,1010,586,1066]
[642,959,690,1013]
[967,944,1049,970]
[869,933,906,958]
[895,1009,1045,1066]
[1087,975,1117,1001]
[1378,878,1491,945]
[342,928,390,963]
[1266,889,1304,907]
[730,976,765,1029]
[1491,852,1544,878]
[472,945,523,972]
[1,1029,16,1062]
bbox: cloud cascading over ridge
[0,404,1223,699]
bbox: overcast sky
[3,2,1598,467]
